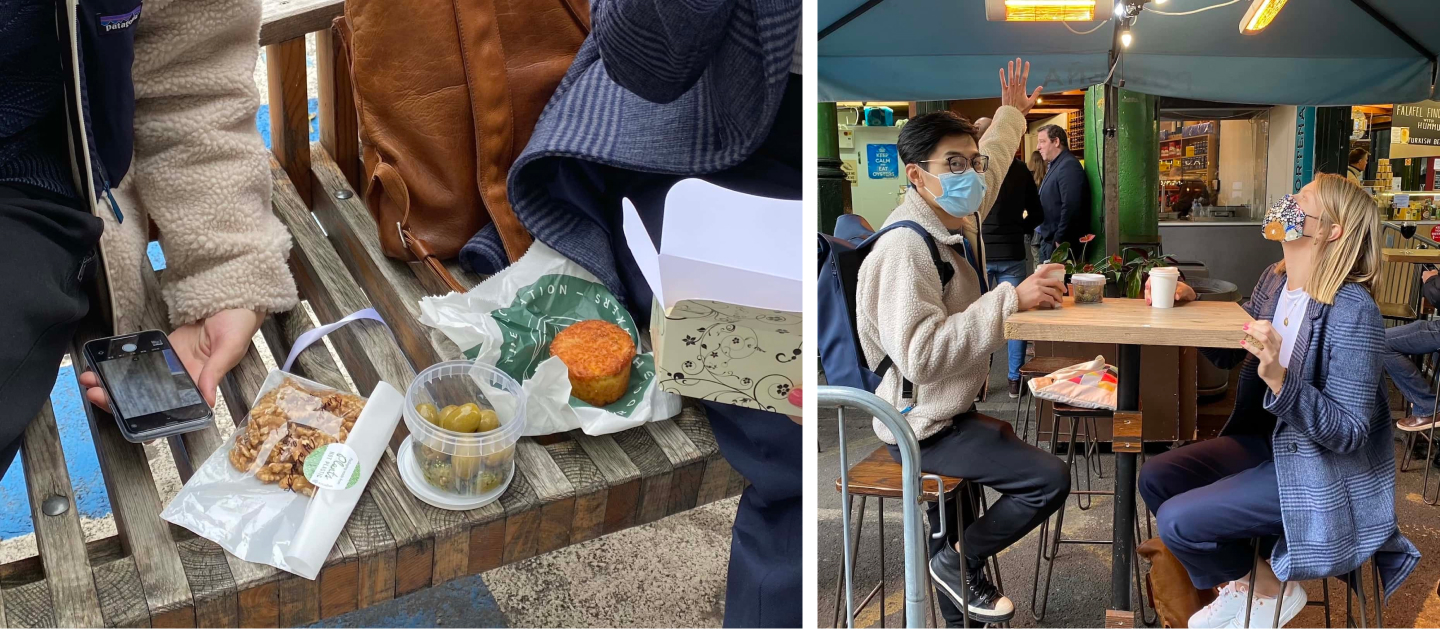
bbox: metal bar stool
[824,386,931,629]
[1030,411,1156,624]
[1014,357,1090,445]
[832,447,1009,628]
[1239,539,1384,628]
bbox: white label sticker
[303,443,361,491]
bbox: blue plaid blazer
[460,0,801,299]
[1204,264,1420,598]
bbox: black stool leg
[1030,417,1079,622]
[1322,578,1333,628]
[1273,581,1286,628]
[1370,560,1383,629]
[1015,376,1031,443]
[1352,567,1369,629]
[1073,417,1094,511]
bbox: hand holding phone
[83,330,213,442]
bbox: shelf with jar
[1375,191,1439,221]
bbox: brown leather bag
[1139,536,1219,628]
[336,0,590,290]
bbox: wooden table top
[1005,297,1254,348]
[1382,248,1439,264]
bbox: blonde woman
[1028,149,1047,187]
[1138,173,1420,628]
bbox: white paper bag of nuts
[161,370,403,579]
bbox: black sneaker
[929,545,1015,624]
[1008,379,1021,398]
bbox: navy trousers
[1138,435,1285,590]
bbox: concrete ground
[818,349,1441,628]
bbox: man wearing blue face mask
[854,59,1070,626]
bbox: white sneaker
[1189,582,1249,629]
[1226,581,1307,628]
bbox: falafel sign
[623,179,803,415]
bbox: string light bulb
[1121,29,1132,47]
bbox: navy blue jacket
[0,0,137,202]
[1202,265,1419,595]
[1036,149,1089,254]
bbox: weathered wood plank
[318,560,359,619]
[265,37,312,206]
[644,420,706,516]
[68,323,196,627]
[259,0,344,46]
[572,432,643,535]
[174,538,239,628]
[671,404,733,505]
[18,402,104,627]
[92,558,151,628]
[542,439,608,544]
[276,574,320,626]
[2,580,53,629]
[348,493,397,609]
[610,428,674,525]
[316,22,360,191]
[515,440,576,554]
[497,467,542,566]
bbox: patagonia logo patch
[99,5,142,32]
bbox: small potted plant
[1049,238,1182,301]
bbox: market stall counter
[1006,296,1253,627]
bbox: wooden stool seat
[1379,301,1417,320]
[835,446,962,501]
[1054,403,1114,417]
[1018,356,1090,378]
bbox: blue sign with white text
[867,144,899,179]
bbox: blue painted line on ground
[306,573,508,628]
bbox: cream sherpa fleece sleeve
[129,0,299,326]
[869,231,1019,386]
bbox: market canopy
[819,0,1438,106]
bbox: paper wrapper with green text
[418,242,680,436]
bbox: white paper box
[623,179,802,415]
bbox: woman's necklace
[1281,289,1307,326]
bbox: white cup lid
[1071,273,1106,283]
[1149,266,1179,275]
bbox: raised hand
[998,58,1044,115]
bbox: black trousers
[889,414,1070,626]
[0,184,104,478]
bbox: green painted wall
[1082,85,1158,262]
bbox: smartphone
[83,330,213,442]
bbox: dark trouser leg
[0,185,104,480]
[892,415,1072,626]
[1138,435,1283,589]
[1383,321,1439,415]
[703,401,801,629]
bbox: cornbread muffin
[550,320,636,406]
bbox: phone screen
[92,334,209,428]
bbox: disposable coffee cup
[1039,265,1066,307]
[1150,267,1180,309]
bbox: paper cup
[1150,267,1180,309]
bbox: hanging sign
[866,144,900,179]
[1392,100,1439,147]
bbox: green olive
[484,446,513,468]
[413,440,448,465]
[476,408,501,433]
[453,454,483,480]
[442,404,482,433]
[416,403,440,425]
[438,404,462,425]
[479,470,504,492]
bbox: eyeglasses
[918,155,990,175]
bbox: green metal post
[819,102,848,235]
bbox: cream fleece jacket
[857,105,1027,444]
[100,0,298,331]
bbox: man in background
[1034,124,1090,261]
[1348,148,1369,182]
[975,117,1043,397]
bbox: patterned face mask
[1262,194,1310,242]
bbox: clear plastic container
[400,361,526,509]
[1070,273,1107,304]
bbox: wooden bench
[0,1,742,626]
